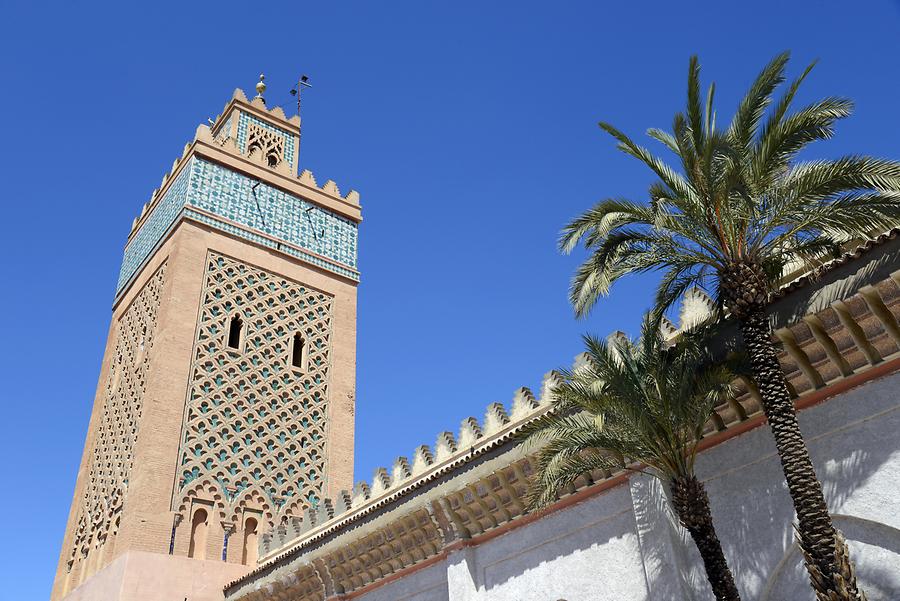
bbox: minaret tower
[52,76,361,601]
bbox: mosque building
[53,78,900,601]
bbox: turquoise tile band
[117,156,359,294]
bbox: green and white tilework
[117,155,358,295]
[117,160,193,293]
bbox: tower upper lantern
[213,74,301,176]
[116,77,361,300]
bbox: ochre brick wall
[52,219,357,600]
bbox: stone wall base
[61,551,250,601]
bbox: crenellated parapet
[127,139,194,236]
[255,370,566,559]
[209,88,302,132]
[249,353,635,561]
[126,115,360,242]
[228,358,620,600]
[248,233,900,563]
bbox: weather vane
[290,74,312,119]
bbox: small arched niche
[188,508,209,560]
[242,516,259,566]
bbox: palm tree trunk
[670,475,741,601]
[739,308,864,600]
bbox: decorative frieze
[118,155,361,295]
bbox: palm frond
[523,321,738,509]
[728,51,790,155]
[782,156,900,202]
[599,122,700,205]
[563,53,900,320]
[558,198,656,254]
[686,55,705,153]
[752,97,854,190]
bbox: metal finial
[255,74,266,99]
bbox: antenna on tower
[289,74,312,117]
[290,74,312,163]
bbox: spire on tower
[254,73,266,102]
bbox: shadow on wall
[629,474,697,601]
[426,370,900,600]
[454,373,900,601]
[473,484,647,600]
[775,250,888,328]
[692,372,900,600]
[762,515,900,601]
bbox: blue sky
[1,1,899,598]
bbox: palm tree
[522,322,742,601]
[560,53,900,599]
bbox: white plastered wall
[353,371,900,601]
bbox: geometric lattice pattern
[237,111,295,169]
[174,252,332,520]
[245,122,285,168]
[116,164,191,293]
[69,262,167,569]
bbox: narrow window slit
[291,333,306,371]
[227,315,243,350]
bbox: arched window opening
[134,324,148,366]
[87,538,103,578]
[104,516,120,563]
[290,333,306,371]
[227,315,243,350]
[109,365,120,394]
[242,517,259,566]
[77,551,89,585]
[188,508,208,559]
[266,153,279,168]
